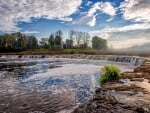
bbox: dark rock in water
[130,78,144,82]
[95,88,101,94]
[49,63,55,68]
[42,55,45,58]
[18,55,22,58]
[49,63,62,69]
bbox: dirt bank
[73,60,150,113]
[0,50,150,57]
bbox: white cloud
[88,2,116,17]
[87,15,96,27]
[104,23,150,34]
[110,37,150,49]
[87,2,116,27]
[73,1,116,27]
[89,23,150,49]
[120,0,150,22]
[21,31,40,34]
[85,1,93,6]
[0,0,82,32]
[90,23,150,38]
[57,17,73,22]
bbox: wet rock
[18,55,22,58]
[136,107,149,113]
[104,96,118,104]
[130,78,144,82]
[49,64,62,69]
[41,55,45,58]
[95,88,101,94]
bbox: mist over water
[0,57,133,113]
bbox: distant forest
[0,30,107,52]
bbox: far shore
[0,49,150,57]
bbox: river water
[0,57,133,113]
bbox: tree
[0,35,6,50]
[92,36,107,50]
[54,30,63,49]
[69,30,74,48]
[76,32,82,48]
[83,32,90,49]
[40,38,50,49]
[31,36,38,49]
[13,32,27,50]
[55,30,62,37]
[27,35,38,49]
[49,34,55,49]
[65,39,73,49]
[55,35,61,48]
[68,30,90,49]
[0,32,38,51]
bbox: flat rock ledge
[72,60,150,113]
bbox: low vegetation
[99,65,121,86]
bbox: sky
[0,0,150,50]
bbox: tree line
[0,30,108,51]
[0,32,38,51]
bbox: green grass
[99,65,121,86]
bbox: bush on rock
[100,65,121,86]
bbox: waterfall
[0,54,145,67]
[48,55,145,67]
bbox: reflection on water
[0,57,132,113]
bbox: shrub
[99,65,121,86]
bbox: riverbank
[0,49,150,57]
[72,59,150,113]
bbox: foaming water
[0,57,133,113]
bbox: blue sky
[0,0,150,49]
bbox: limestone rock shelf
[72,60,150,113]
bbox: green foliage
[55,35,61,46]
[27,35,38,49]
[65,39,73,49]
[92,36,107,50]
[99,65,121,86]
[49,34,55,49]
[48,30,62,49]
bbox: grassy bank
[0,49,150,57]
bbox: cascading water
[0,55,145,113]
[0,54,145,66]
[61,55,145,66]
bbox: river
[0,56,134,113]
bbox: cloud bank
[120,0,150,22]
[0,0,82,32]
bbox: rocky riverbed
[73,59,150,113]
